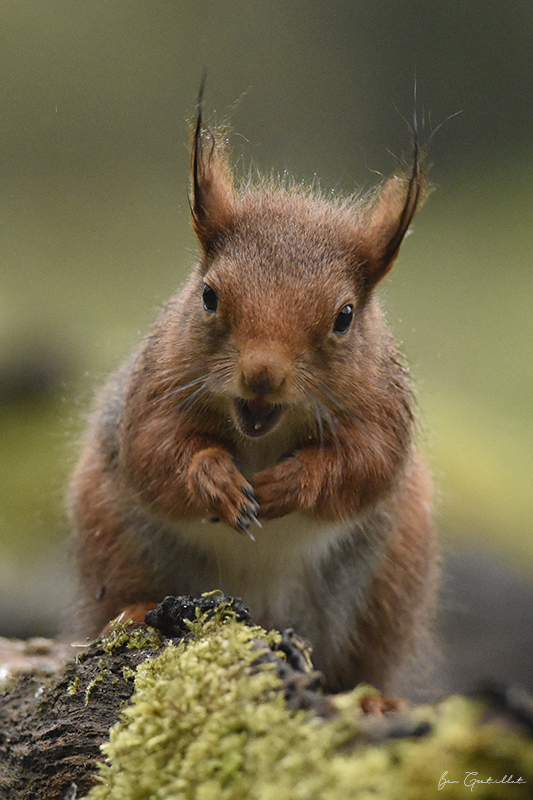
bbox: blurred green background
[0,1,532,638]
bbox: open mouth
[234,398,283,438]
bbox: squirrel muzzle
[234,343,292,437]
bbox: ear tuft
[358,149,427,288]
[190,85,235,252]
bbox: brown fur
[69,94,438,695]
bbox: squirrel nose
[239,347,288,397]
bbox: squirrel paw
[188,447,260,534]
[254,451,308,519]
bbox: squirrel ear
[190,92,235,252]
[357,154,426,288]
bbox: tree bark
[0,634,160,800]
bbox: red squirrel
[69,90,438,695]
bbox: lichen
[83,615,533,800]
[100,622,162,655]
[122,666,137,682]
[66,674,80,696]
[85,660,108,705]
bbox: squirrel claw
[236,514,256,541]
[241,485,260,509]
[247,509,262,529]
[236,514,250,532]
[236,497,261,539]
[278,448,298,463]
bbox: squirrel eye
[202,283,218,313]
[333,304,353,335]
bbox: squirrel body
[70,96,438,694]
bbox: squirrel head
[184,94,426,440]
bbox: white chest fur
[174,510,379,632]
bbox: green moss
[100,622,163,655]
[66,674,80,696]
[83,615,533,800]
[85,660,108,706]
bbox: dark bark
[0,634,161,800]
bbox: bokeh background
[1,1,532,691]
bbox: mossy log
[0,597,532,800]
